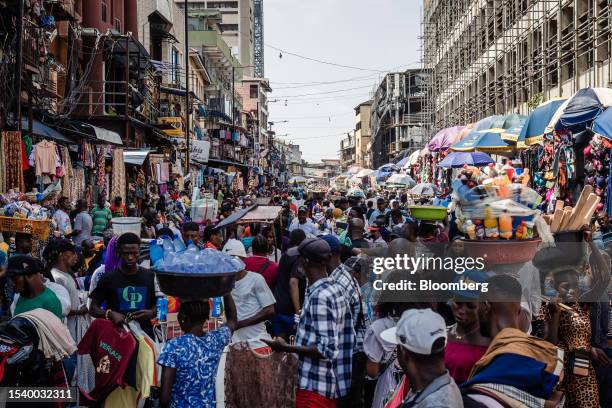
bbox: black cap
[287,238,331,263]
[298,206,308,213]
[53,239,76,254]
[7,255,44,277]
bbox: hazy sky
[264,0,422,163]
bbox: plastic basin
[407,205,448,221]
[154,270,238,299]
[111,217,142,237]
[463,238,542,265]
[533,230,585,271]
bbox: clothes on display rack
[60,146,73,200]
[0,133,6,193]
[30,139,59,177]
[111,148,126,203]
[3,131,26,192]
[96,146,107,199]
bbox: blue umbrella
[593,107,612,140]
[450,128,513,153]
[558,88,610,131]
[472,115,504,131]
[378,163,400,172]
[438,151,495,168]
[396,156,410,168]
[519,99,567,145]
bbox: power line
[273,84,373,98]
[265,43,387,73]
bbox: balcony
[45,0,82,22]
[189,30,241,72]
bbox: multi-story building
[236,76,271,146]
[176,0,257,76]
[354,100,372,168]
[369,69,429,168]
[423,0,611,130]
[339,132,356,170]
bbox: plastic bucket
[111,217,142,237]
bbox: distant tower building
[253,0,264,77]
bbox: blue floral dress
[158,327,231,407]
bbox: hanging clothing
[0,133,6,193]
[33,139,57,177]
[3,131,25,191]
[159,162,170,183]
[111,148,126,203]
[96,146,107,198]
[70,167,86,203]
[60,146,73,199]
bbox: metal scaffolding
[253,0,264,78]
[423,0,612,132]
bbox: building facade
[339,132,356,170]
[354,100,372,168]
[423,0,612,131]
[177,0,256,76]
[369,69,429,168]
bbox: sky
[264,0,422,163]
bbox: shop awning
[88,124,123,145]
[123,148,151,166]
[160,86,200,100]
[21,118,73,143]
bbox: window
[219,24,239,32]
[249,84,258,99]
[207,2,238,9]
[170,47,181,85]
[114,18,121,32]
[102,0,108,22]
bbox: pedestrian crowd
[0,186,610,408]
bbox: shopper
[89,232,156,336]
[381,308,463,407]
[72,199,93,247]
[159,296,238,407]
[91,196,112,237]
[264,238,353,407]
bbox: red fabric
[243,255,279,289]
[384,377,409,408]
[205,242,219,250]
[20,142,29,170]
[77,318,137,405]
[444,340,488,384]
[295,389,336,408]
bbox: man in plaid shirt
[264,238,353,408]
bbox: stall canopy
[427,126,464,152]
[386,174,416,187]
[556,87,612,131]
[450,128,513,153]
[438,151,495,168]
[519,98,567,145]
[88,124,123,145]
[21,118,73,143]
[241,206,283,222]
[124,148,151,166]
[593,107,612,140]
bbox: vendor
[8,255,63,319]
[89,233,157,336]
[182,222,202,248]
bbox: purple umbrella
[427,126,464,152]
[438,151,495,169]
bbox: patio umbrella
[552,88,612,132]
[386,174,416,188]
[472,115,504,131]
[396,156,411,168]
[450,128,513,153]
[404,150,421,168]
[593,107,612,140]
[493,113,527,130]
[355,168,375,178]
[438,151,495,168]
[519,98,567,145]
[378,163,400,172]
[427,126,464,152]
[410,183,440,196]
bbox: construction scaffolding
[422,0,612,131]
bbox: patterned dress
[538,303,599,408]
[158,327,231,408]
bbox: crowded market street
[0,0,611,407]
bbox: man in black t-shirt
[89,233,156,336]
[272,229,306,340]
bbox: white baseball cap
[380,308,447,355]
[222,239,247,258]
